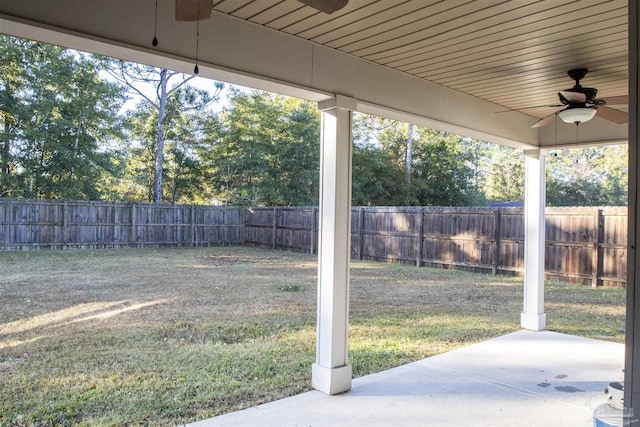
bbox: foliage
[104,60,224,204]
[207,90,320,206]
[410,130,486,206]
[546,145,627,206]
[352,144,404,205]
[121,88,218,204]
[352,115,486,206]
[0,36,126,199]
[0,36,629,207]
[482,145,525,202]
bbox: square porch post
[312,95,355,395]
[625,0,640,421]
[521,149,547,331]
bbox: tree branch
[104,62,160,109]
[166,75,195,97]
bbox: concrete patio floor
[189,330,624,427]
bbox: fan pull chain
[554,112,558,150]
[194,0,200,74]
[152,0,158,47]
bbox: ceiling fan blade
[596,106,628,124]
[176,0,212,21]
[531,112,557,128]
[559,91,587,103]
[297,0,349,14]
[599,95,628,106]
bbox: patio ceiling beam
[0,0,539,150]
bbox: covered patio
[1,0,639,424]
[191,331,624,426]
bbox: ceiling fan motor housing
[568,68,588,82]
[562,87,598,105]
[562,69,598,105]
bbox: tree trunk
[2,113,10,176]
[2,86,15,180]
[405,123,414,205]
[154,68,169,204]
[69,123,81,185]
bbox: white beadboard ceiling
[211,0,628,120]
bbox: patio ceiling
[0,0,629,148]
[213,0,629,123]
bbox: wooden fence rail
[0,199,628,287]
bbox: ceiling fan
[174,0,349,20]
[297,0,349,14]
[169,0,349,73]
[529,68,628,128]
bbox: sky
[99,67,251,115]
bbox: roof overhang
[0,0,628,149]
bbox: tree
[597,145,627,205]
[104,60,223,203]
[0,36,25,192]
[207,90,320,206]
[482,145,524,202]
[353,114,485,206]
[405,123,414,204]
[0,36,126,199]
[352,144,404,205]
[546,146,627,206]
[122,86,217,203]
[410,130,485,206]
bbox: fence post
[492,208,501,275]
[358,207,365,260]
[272,207,278,250]
[240,208,246,246]
[191,205,196,247]
[310,207,317,255]
[416,208,424,267]
[131,203,137,247]
[62,200,68,248]
[592,207,603,287]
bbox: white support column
[521,149,547,331]
[312,95,355,395]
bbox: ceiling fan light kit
[557,107,597,125]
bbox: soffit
[212,0,629,121]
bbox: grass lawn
[0,246,625,426]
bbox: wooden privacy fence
[0,199,244,249]
[211,205,628,287]
[349,206,627,288]
[0,199,628,287]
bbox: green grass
[0,247,625,426]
